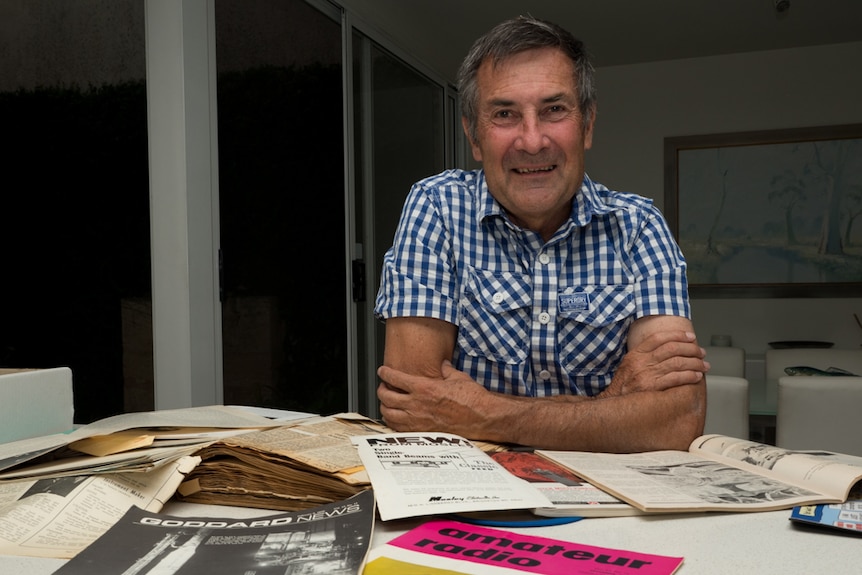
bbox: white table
[1,500,857,574]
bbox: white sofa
[703,375,750,439]
[703,346,745,378]
[702,347,748,438]
[768,348,862,455]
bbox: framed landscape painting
[664,124,862,297]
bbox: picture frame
[663,124,862,298]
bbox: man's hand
[600,329,710,398]
[377,360,493,438]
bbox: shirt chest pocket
[557,284,635,377]
[457,268,532,364]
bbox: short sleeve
[374,181,460,324]
[629,206,691,319]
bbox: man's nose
[514,113,547,154]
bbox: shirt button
[538,312,551,324]
[539,370,551,381]
[492,292,504,304]
[538,253,550,265]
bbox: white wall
[587,42,862,354]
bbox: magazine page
[537,449,841,513]
[489,451,641,518]
[364,519,683,575]
[0,455,199,559]
[53,489,375,575]
[353,433,551,521]
[689,435,862,500]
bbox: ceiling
[347,0,862,81]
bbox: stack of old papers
[176,413,391,511]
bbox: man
[374,16,708,452]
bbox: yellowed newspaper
[177,414,389,511]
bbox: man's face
[464,48,595,239]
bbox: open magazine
[539,434,862,513]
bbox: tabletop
[2,499,857,574]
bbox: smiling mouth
[514,165,556,174]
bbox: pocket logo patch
[559,292,589,313]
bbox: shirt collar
[476,170,612,230]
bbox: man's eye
[491,110,519,125]
[543,105,570,121]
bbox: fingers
[635,330,703,357]
[376,361,487,434]
[613,330,710,395]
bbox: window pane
[0,0,150,423]
[216,0,346,414]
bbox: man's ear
[461,116,482,162]
[584,105,597,150]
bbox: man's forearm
[468,383,705,452]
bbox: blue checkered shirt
[374,169,690,397]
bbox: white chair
[703,346,745,377]
[701,347,749,438]
[776,376,862,456]
[703,375,749,439]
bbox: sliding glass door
[351,33,448,416]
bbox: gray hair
[457,15,596,143]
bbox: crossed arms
[377,314,708,453]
